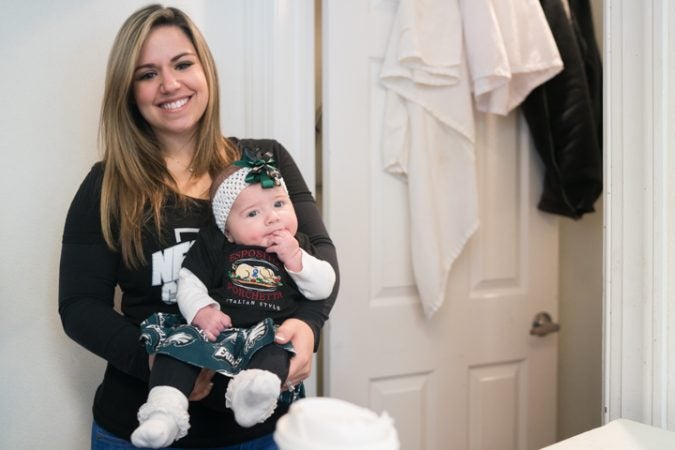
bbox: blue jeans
[91,421,278,450]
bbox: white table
[542,419,675,449]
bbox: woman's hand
[274,318,314,389]
[188,369,215,401]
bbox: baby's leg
[247,344,291,381]
[226,344,291,427]
[149,354,201,395]
[131,356,198,448]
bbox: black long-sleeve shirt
[58,138,339,447]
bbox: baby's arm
[177,268,232,341]
[266,229,302,271]
[267,231,336,300]
[286,251,336,300]
[192,306,232,342]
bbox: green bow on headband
[234,147,282,189]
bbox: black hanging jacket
[521,0,603,219]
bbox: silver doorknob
[530,312,560,337]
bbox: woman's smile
[159,96,191,111]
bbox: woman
[58,5,338,449]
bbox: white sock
[226,369,281,427]
[131,412,180,449]
[131,386,190,448]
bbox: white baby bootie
[131,385,190,448]
[226,369,281,427]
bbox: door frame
[603,0,675,429]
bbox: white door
[321,2,560,449]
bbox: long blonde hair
[99,4,238,268]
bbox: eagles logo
[164,331,196,347]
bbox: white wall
[0,2,314,448]
[2,3,126,448]
[603,0,675,430]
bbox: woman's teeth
[161,98,189,110]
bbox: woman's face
[133,25,208,143]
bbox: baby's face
[225,183,298,246]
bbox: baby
[131,150,336,448]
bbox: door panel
[322,1,559,449]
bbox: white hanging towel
[380,0,478,319]
[459,0,563,115]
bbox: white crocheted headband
[211,150,286,233]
